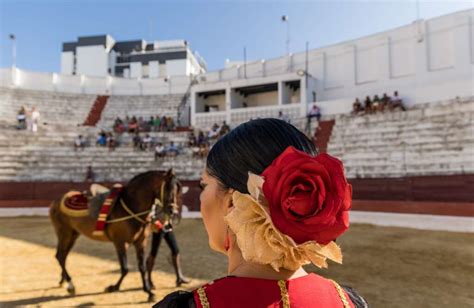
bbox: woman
[154,118,367,307]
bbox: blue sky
[0,0,471,73]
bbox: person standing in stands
[85,166,95,183]
[306,104,321,135]
[30,106,40,133]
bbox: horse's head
[155,168,183,224]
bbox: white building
[191,9,474,129]
[1,9,471,129]
[61,35,206,78]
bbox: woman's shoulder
[153,275,369,308]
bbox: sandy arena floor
[0,217,473,307]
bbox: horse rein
[105,179,178,225]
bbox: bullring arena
[1,7,473,308]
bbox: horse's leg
[146,230,164,290]
[55,230,79,295]
[106,241,128,292]
[50,201,80,295]
[135,237,155,302]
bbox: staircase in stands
[83,95,109,126]
[314,119,335,153]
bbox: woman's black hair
[206,118,317,193]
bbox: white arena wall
[0,9,471,112]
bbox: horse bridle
[106,178,179,225]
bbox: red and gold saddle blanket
[59,187,123,236]
[59,191,90,217]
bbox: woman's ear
[223,189,235,214]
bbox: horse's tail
[49,196,66,236]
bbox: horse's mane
[127,170,166,185]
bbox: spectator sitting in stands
[17,106,26,130]
[166,141,179,157]
[128,116,138,133]
[160,116,167,131]
[219,121,231,137]
[74,135,86,151]
[153,115,161,132]
[381,93,391,111]
[278,110,290,123]
[197,131,206,146]
[154,142,166,160]
[352,98,363,115]
[208,123,220,139]
[166,117,175,131]
[364,96,373,114]
[188,131,197,147]
[390,91,406,111]
[142,134,153,151]
[133,132,142,151]
[138,116,147,132]
[372,95,381,112]
[97,131,107,147]
[148,116,155,132]
[114,117,125,134]
[107,132,116,151]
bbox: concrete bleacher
[0,126,204,182]
[97,94,185,129]
[327,97,474,178]
[0,87,96,127]
[1,89,472,184]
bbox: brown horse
[49,169,181,302]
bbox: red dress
[192,273,355,308]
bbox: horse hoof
[148,293,156,303]
[67,286,76,296]
[105,285,118,293]
[176,277,190,287]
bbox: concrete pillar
[300,77,307,117]
[80,74,85,94]
[225,86,231,123]
[278,81,284,105]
